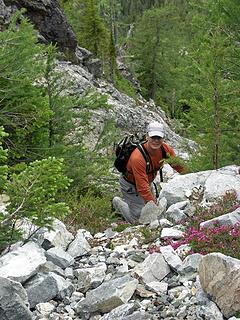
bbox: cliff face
[2,0,77,57]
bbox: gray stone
[200,207,240,229]
[50,272,74,300]
[159,218,173,227]
[146,281,168,294]
[133,253,170,285]
[36,219,74,250]
[100,303,136,320]
[160,227,184,239]
[139,201,165,224]
[160,171,209,207]
[75,263,107,292]
[204,170,240,202]
[24,273,59,308]
[75,275,138,317]
[160,165,240,208]
[124,311,154,320]
[0,241,46,283]
[160,245,183,271]
[67,229,91,258]
[0,277,32,320]
[0,0,13,31]
[45,247,74,269]
[196,301,224,320]
[199,253,240,318]
[166,200,192,223]
[85,58,103,78]
[35,302,55,317]
[39,260,65,277]
[178,253,203,274]
[65,267,74,279]
[2,0,77,60]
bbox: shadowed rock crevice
[4,0,77,58]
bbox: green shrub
[0,157,71,251]
[112,221,131,232]
[115,73,138,99]
[64,190,117,235]
[166,191,240,259]
[139,226,160,244]
[187,190,239,229]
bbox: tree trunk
[213,68,221,169]
[45,60,54,148]
[171,89,176,118]
[149,24,160,99]
[110,0,118,45]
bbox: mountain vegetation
[60,0,240,169]
[0,1,240,250]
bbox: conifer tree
[44,44,76,150]
[0,13,51,163]
[78,0,108,57]
[185,0,240,169]
[130,4,186,105]
[108,28,117,83]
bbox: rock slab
[199,252,240,318]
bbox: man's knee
[112,196,138,224]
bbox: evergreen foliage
[0,157,71,250]
[43,44,80,157]
[81,0,108,57]
[129,2,190,114]
[60,0,108,58]
[0,12,51,163]
[185,0,240,169]
[0,12,117,249]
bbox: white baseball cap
[147,121,165,138]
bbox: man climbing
[112,121,185,223]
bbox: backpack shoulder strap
[137,143,152,173]
[161,144,167,159]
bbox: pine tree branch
[0,197,26,227]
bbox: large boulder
[67,229,91,258]
[0,277,32,320]
[203,167,240,201]
[24,272,74,308]
[24,273,59,309]
[160,165,240,207]
[199,253,240,318]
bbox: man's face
[147,135,163,150]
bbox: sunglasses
[150,136,163,140]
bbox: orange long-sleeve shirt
[125,142,184,203]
